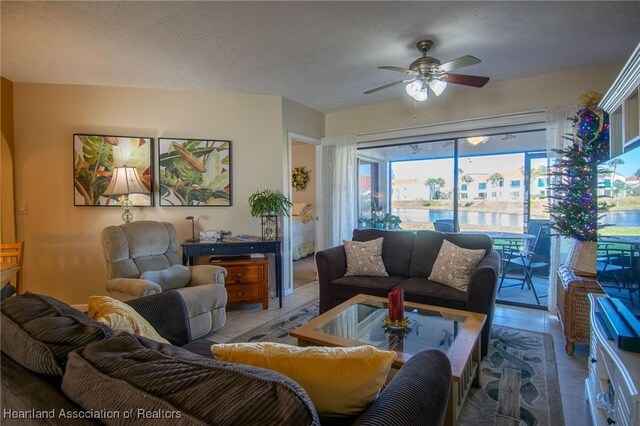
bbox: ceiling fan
[364,40,490,101]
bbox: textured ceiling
[2,1,639,112]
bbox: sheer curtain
[320,135,357,248]
[545,105,575,315]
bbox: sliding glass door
[357,130,551,308]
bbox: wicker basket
[556,265,605,355]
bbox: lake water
[392,208,640,228]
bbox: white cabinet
[586,294,640,426]
[600,43,640,157]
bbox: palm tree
[634,168,640,179]
[488,172,504,187]
[607,158,625,181]
[461,175,474,184]
[607,158,625,206]
[425,177,446,200]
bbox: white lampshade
[104,166,148,195]
[412,87,429,102]
[429,79,447,96]
[405,80,422,98]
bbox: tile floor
[208,282,592,425]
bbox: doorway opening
[290,137,319,289]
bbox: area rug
[229,301,563,426]
[457,326,563,426]
[228,300,319,344]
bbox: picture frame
[158,138,232,206]
[73,134,153,207]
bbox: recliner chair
[101,221,227,340]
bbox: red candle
[388,288,404,322]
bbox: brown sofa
[316,229,500,357]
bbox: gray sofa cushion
[396,278,467,310]
[352,229,415,276]
[62,334,320,426]
[1,353,98,425]
[409,231,493,278]
[331,276,405,301]
[0,293,114,376]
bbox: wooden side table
[210,257,269,310]
[556,265,605,354]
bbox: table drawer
[225,265,263,284]
[227,284,262,304]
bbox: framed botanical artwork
[158,138,232,206]
[73,134,153,206]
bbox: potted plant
[248,189,293,240]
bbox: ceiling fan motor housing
[411,40,441,76]
[409,57,442,76]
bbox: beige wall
[1,77,16,243]
[14,83,287,303]
[282,98,325,140]
[291,143,316,206]
[1,77,15,154]
[326,64,621,136]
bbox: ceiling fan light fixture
[405,80,422,97]
[429,79,447,96]
[406,80,428,102]
[412,87,429,102]
[467,136,489,146]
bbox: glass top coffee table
[290,294,486,425]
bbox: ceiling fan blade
[442,73,489,88]
[378,66,419,75]
[363,80,405,95]
[439,55,481,72]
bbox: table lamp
[185,216,198,242]
[103,166,148,223]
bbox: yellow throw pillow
[88,296,170,344]
[211,342,396,417]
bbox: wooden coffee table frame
[290,294,486,425]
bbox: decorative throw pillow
[211,342,396,417]
[343,237,388,277]
[140,264,191,291]
[88,296,170,344]
[428,239,486,291]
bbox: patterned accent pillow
[140,264,191,291]
[343,237,388,277]
[428,239,486,291]
[88,295,170,344]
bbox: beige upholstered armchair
[100,221,227,339]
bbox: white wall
[14,83,286,303]
[326,64,621,137]
[291,143,316,205]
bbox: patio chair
[597,244,635,305]
[433,219,455,232]
[498,226,551,305]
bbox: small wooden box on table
[556,265,605,355]
[210,258,269,310]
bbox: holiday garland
[292,166,310,191]
[546,92,609,242]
